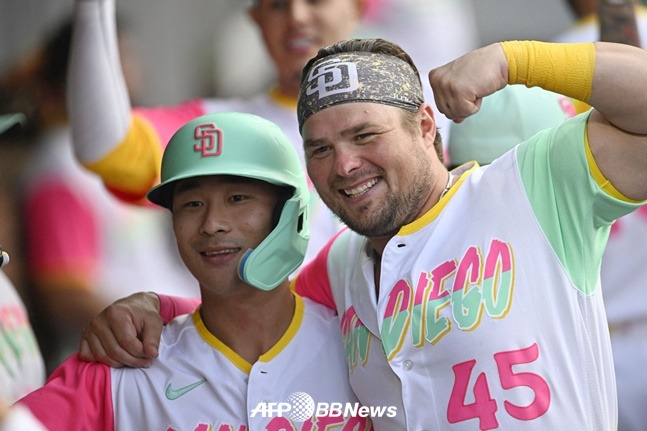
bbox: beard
[329,165,433,238]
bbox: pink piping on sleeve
[293,229,347,311]
[17,354,114,431]
[158,294,201,324]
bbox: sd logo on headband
[304,58,359,100]
[297,51,424,132]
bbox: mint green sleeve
[516,112,644,294]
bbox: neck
[368,164,453,256]
[199,282,295,364]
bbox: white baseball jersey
[295,112,642,430]
[18,294,372,431]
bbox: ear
[419,103,437,149]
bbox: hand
[79,292,163,368]
[428,43,509,123]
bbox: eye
[307,145,332,159]
[172,198,202,213]
[354,132,379,145]
[262,0,289,10]
[356,133,373,141]
[229,194,247,202]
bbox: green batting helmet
[147,112,310,291]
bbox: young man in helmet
[15,112,371,430]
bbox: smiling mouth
[201,248,240,257]
[341,178,379,198]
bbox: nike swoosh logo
[165,378,207,400]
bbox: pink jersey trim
[17,354,114,431]
[158,294,201,323]
[293,229,348,311]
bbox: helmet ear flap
[238,197,309,291]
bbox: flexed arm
[428,40,647,200]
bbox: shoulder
[158,313,199,356]
[18,355,114,431]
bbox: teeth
[203,248,237,256]
[288,38,311,49]
[344,179,378,198]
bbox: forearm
[501,40,647,135]
[68,0,132,164]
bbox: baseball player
[290,37,647,429]
[16,113,371,431]
[72,37,647,429]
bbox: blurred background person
[555,0,645,45]
[0,114,45,405]
[1,18,197,373]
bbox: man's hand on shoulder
[79,292,163,368]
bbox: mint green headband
[297,52,424,132]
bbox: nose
[288,0,309,24]
[199,206,230,236]
[334,146,362,177]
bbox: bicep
[587,109,647,201]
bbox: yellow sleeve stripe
[83,114,162,201]
[584,128,642,203]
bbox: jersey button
[403,360,413,370]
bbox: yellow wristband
[500,41,596,103]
